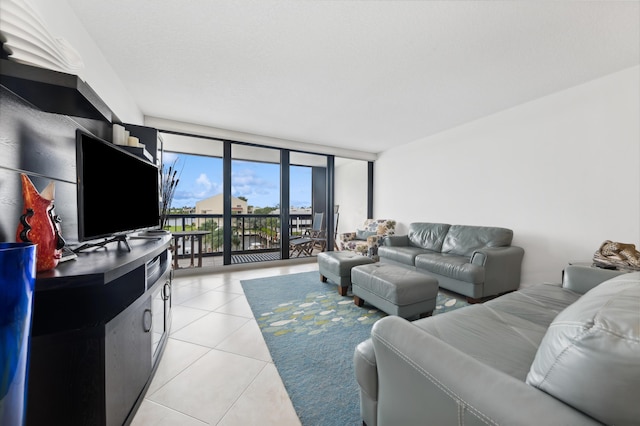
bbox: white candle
[112,124,126,145]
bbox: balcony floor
[173,248,326,270]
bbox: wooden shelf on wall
[0,58,115,123]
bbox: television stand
[74,234,131,253]
[29,235,172,426]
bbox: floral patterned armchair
[339,219,396,260]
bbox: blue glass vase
[0,242,37,426]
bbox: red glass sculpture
[15,174,64,272]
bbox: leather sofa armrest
[562,265,627,294]
[354,339,378,426]
[470,246,525,296]
[368,316,601,425]
[383,235,409,246]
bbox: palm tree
[201,220,220,252]
[232,234,241,251]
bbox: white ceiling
[66,0,639,155]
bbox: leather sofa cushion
[378,246,432,266]
[407,222,451,251]
[526,272,640,426]
[441,225,513,257]
[415,305,546,381]
[414,283,579,381]
[483,283,580,327]
[415,253,484,284]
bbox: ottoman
[318,251,375,296]
[351,263,438,319]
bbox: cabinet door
[104,296,152,426]
[27,327,104,426]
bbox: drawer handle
[143,308,152,332]
[163,282,171,301]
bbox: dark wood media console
[27,235,172,426]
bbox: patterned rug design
[241,271,468,425]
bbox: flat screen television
[76,129,160,242]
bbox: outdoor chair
[289,212,324,257]
[311,212,339,252]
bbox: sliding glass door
[289,152,331,257]
[230,144,281,263]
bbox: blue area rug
[241,271,468,426]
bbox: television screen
[76,130,160,241]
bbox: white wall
[375,66,640,285]
[335,159,369,235]
[28,0,143,124]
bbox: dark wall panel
[0,168,78,243]
[0,85,109,244]
[312,166,327,218]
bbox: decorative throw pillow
[526,272,640,426]
[356,230,377,240]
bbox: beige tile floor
[131,260,321,425]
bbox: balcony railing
[165,213,315,260]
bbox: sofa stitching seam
[538,326,592,385]
[550,320,640,343]
[375,333,497,426]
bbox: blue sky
[164,152,312,209]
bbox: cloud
[192,173,222,199]
[231,168,278,205]
[170,173,222,207]
[196,173,212,191]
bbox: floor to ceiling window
[158,131,366,269]
[159,133,226,267]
